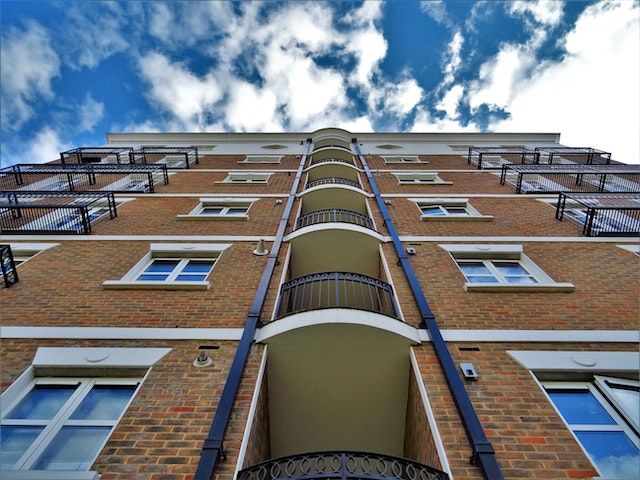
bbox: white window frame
[394,172,451,185]
[177,198,257,221]
[4,244,59,269]
[102,243,230,290]
[439,244,574,292]
[412,197,492,222]
[240,155,282,164]
[383,155,422,164]
[0,347,169,480]
[219,172,272,184]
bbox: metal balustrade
[305,177,361,190]
[0,163,169,193]
[238,451,449,480]
[276,271,400,320]
[309,157,356,167]
[500,164,640,194]
[468,147,540,169]
[60,147,134,164]
[0,191,117,235]
[295,209,375,230]
[555,192,640,236]
[535,147,611,165]
[131,146,199,169]
[0,244,19,288]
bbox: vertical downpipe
[353,140,505,480]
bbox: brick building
[1,128,639,480]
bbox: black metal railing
[555,192,640,236]
[535,147,611,165]
[468,147,540,169]
[60,147,135,164]
[131,146,199,169]
[295,209,375,230]
[500,164,640,194]
[312,143,352,152]
[0,191,117,235]
[0,244,19,288]
[309,157,356,167]
[238,451,449,480]
[305,177,361,190]
[276,271,399,320]
[0,163,169,193]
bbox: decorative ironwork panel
[306,177,362,190]
[238,451,449,480]
[0,244,19,288]
[555,192,640,236]
[295,209,375,230]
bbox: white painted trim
[409,349,454,479]
[255,309,421,344]
[404,236,640,243]
[283,222,386,243]
[0,235,277,242]
[0,326,244,340]
[234,345,268,480]
[507,350,640,371]
[4,471,99,480]
[418,330,640,343]
[32,347,171,369]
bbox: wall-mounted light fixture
[460,363,478,380]
[253,239,269,256]
[194,351,213,367]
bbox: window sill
[176,215,248,221]
[5,471,99,480]
[464,282,574,293]
[103,280,210,290]
[422,215,493,222]
[215,181,268,185]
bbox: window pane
[6,385,76,420]
[421,207,444,215]
[137,274,170,281]
[548,391,616,425]
[181,261,215,273]
[226,207,248,215]
[144,260,179,273]
[607,383,640,426]
[575,431,640,478]
[493,261,529,276]
[175,274,207,281]
[445,207,468,215]
[458,262,492,275]
[33,426,111,471]
[466,276,500,283]
[70,386,136,421]
[0,426,44,470]
[202,207,224,215]
[504,276,537,284]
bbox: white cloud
[420,0,450,27]
[487,0,639,163]
[225,81,281,131]
[76,93,105,132]
[442,31,464,86]
[0,21,60,129]
[138,52,223,129]
[436,84,465,119]
[506,0,564,27]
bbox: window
[543,377,639,478]
[383,156,422,164]
[220,173,271,184]
[103,243,230,290]
[178,198,255,221]
[440,244,574,292]
[241,155,281,164]
[1,378,140,472]
[413,198,492,221]
[394,172,450,184]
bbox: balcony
[1,163,169,193]
[275,271,399,320]
[295,209,375,231]
[500,164,640,194]
[306,177,361,190]
[468,147,540,169]
[60,147,134,164]
[535,147,611,165]
[130,146,199,169]
[238,451,449,480]
[0,191,117,235]
[556,192,640,236]
[0,244,19,288]
[310,157,356,167]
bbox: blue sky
[1,0,638,166]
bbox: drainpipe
[353,140,505,480]
[194,139,312,480]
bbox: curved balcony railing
[276,272,400,320]
[238,451,449,480]
[295,209,374,231]
[309,157,356,167]
[305,177,362,190]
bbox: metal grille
[0,191,117,235]
[276,272,399,320]
[467,147,540,169]
[535,147,611,165]
[131,146,199,169]
[305,177,361,190]
[500,164,640,194]
[238,451,449,480]
[555,192,640,236]
[60,147,134,164]
[295,209,375,230]
[0,244,19,287]
[0,163,169,193]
